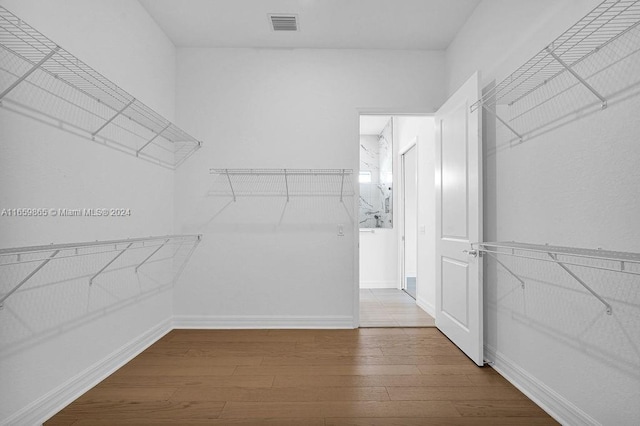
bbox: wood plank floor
[360,289,435,327]
[45,328,558,425]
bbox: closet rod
[0,250,60,308]
[0,234,201,256]
[0,234,202,307]
[473,242,640,269]
[472,241,640,316]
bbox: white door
[434,72,483,366]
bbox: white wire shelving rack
[209,169,355,202]
[472,0,640,140]
[0,234,202,309]
[471,241,640,315]
[0,6,202,169]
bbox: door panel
[435,72,483,366]
[441,102,469,240]
[441,257,469,328]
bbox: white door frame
[354,110,432,328]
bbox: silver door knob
[463,249,478,257]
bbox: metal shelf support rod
[482,105,523,141]
[340,169,345,202]
[89,242,133,285]
[137,123,171,157]
[284,169,290,202]
[475,242,640,266]
[0,249,60,308]
[225,169,236,202]
[0,46,60,101]
[475,246,640,276]
[485,251,525,289]
[546,47,607,109]
[172,236,202,284]
[548,253,612,315]
[91,98,136,137]
[135,239,169,273]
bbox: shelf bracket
[340,169,346,202]
[225,169,236,202]
[547,253,612,315]
[89,242,133,285]
[135,239,169,273]
[91,98,136,138]
[546,47,607,109]
[485,251,525,289]
[284,169,290,202]
[0,46,60,101]
[482,105,524,141]
[0,249,60,309]
[136,123,171,157]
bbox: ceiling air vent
[269,14,299,31]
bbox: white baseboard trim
[416,296,435,317]
[3,318,173,426]
[484,344,600,426]
[173,315,354,329]
[360,281,398,289]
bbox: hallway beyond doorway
[360,289,434,327]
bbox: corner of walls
[2,319,173,426]
[484,345,600,426]
[444,0,600,96]
[0,1,179,423]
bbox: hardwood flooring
[45,328,558,425]
[360,289,435,327]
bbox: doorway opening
[358,114,435,327]
[401,142,418,300]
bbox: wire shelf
[474,241,640,267]
[0,234,202,308]
[209,169,355,200]
[472,241,640,315]
[473,0,640,113]
[0,6,202,169]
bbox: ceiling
[138,0,481,50]
[360,115,391,135]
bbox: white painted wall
[0,0,177,422]
[447,0,640,424]
[173,48,446,326]
[360,229,398,289]
[396,116,435,315]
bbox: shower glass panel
[359,118,393,228]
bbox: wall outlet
[419,225,426,234]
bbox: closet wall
[172,48,446,326]
[446,0,640,423]
[0,0,177,421]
